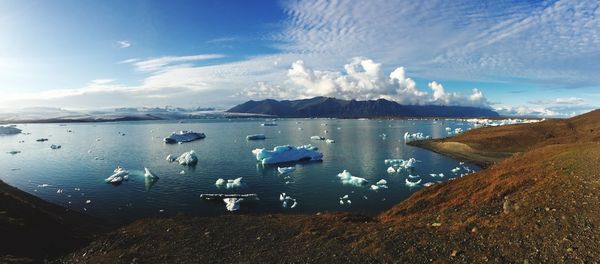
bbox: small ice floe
[74,188,81,191]
[36,138,49,142]
[337,170,368,187]
[6,150,21,155]
[277,166,296,174]
[85,200,91,204]
[451,167,461,173]
[105,166,129,183]
[252,145,323,165]
[445,127,452,132]
[0,125,21,135]
[279,193,297,208]
[95,138,101,142]
[56,189,63,194]
[223,198,243,211]
[94,157,104,160]
[215,177,243,189]
[246,134,266,140]
[175,150,198,166]
[163,131,205,144]
[408,174,419,179]
[165,154,177,162]
[180,170,185,175]
[339,194,351,205]
[423,182,435,187]
[144,167,159,179]
[403,132,430,143]
[429,173,445,178]
[384,158,417,169]
[387,166,396,173]
[50,144,61,149]
[261,122,277,126]
[454,128,463,134]
[370,179,388,191]
[405,178,422,187]
[37,184,51,188]
[310,136,325,140]
[325,139,335,143]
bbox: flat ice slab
[252,145,323,165]
[163,131,205,143]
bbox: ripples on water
[0,119,478,224]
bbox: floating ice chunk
[325,139,335,143]
[85,200,91,204]
[0,125,21,135]
[405,178,422,187]
[339,194,352,205]
[223,198,243,211]
[371,179,388,191]
[96,138,101,141]
[341,194,349,199]
[6,150,21,155]
[216,177,243,189]
[50,144,61,149]
[163,131,205,144]
[36,138,49,142]
[339,200,345,205]
[429,173,445,178]
[451,167,461,173]
[408,174,419,179]
[277,166,296,174]
[105,166,129,183]
[57,189,63,194]
[246,134,266,140]
[176,150,198,166]
[165,154,177,162]
[310,136,325,140]
[376,179,387,185]
[144,168,159,179]
[337,170,368,187]
[454,128,463,134]
[261,122,277,126]
[403,132,430,143]
[279,193,297,208]
[387,166,396,173]
[253,145,323,165]
[180,170,185,175]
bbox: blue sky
[0,0,599,116]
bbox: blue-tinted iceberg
[385,158,417,169]
[163,131,205,143]
[252,145,323,165]
[246,134,266,140]
[337,170,368,187]
[176,150,198,165]
[0,125,21,135]
[279,193,297,208]
[144,167,159,179]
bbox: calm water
[0,119,478,224]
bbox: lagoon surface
[0,119,478,224]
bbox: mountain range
[227,97,499,118]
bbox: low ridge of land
[4,110,600,263]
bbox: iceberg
[385,158,417,169]
[403,132,430,143]
[261,122,277,126]
[310,136,325,140]
[337,170,368,187]
[246,134,266,140]
[223,198,243,211]
[408,174,419,178]
[405,178,422,187]
[423,182,435,187]
[0,125,21,135]
[6,150,21,155]
[451,167,461,173]
[277,166,296,174]
[50,144,61,149]
[165,154,177,162]
[105,166,129,184]
[144,167,159,179]
[325,139,335,143]
[429,173,445,178]
[387,166,396,173]
[215,177,243,189]
[252,145,323,165]
[36,138,49,142]
[376,179,387,185]
[279,193,297,208]
[163,131,205,144]
[176,150,198,166]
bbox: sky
[0,0,599,117]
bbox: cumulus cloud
[529,97,585,105]
[242,57,491,107]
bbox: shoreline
[408,139,514,168]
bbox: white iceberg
[371,179,388,191]
[105,166,129,183]
[376,179,387,185]
[0,125,21,135]
[423,182,435,187]
[387,166,396,173]
[215,177,243,189]
[163,131,205,144]
[325,139,335,143]
[408,174,419,179]
[176,150,198,165]
[252,145,323,165]
[246,134,266,140]
[279,193,297,208]
[405,178,422,187]
[261,122,277,126]
[451,167,461,173]
[429,173,445,178]
[277,166,296,174]
[339,194,351,205]
[165,154,177,162]
[337,170,368,187]
[403,132,430,143]
[310,136,325,140]
[385,158,417,169]
[144,167,159,179]
[223,198,243,211]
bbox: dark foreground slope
[227,97,499,118]
[0,180,103,263]
[60,110,600,263]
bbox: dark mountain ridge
[227,97,499,118]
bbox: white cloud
[129,54,226,72]
[116,40,131,48]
